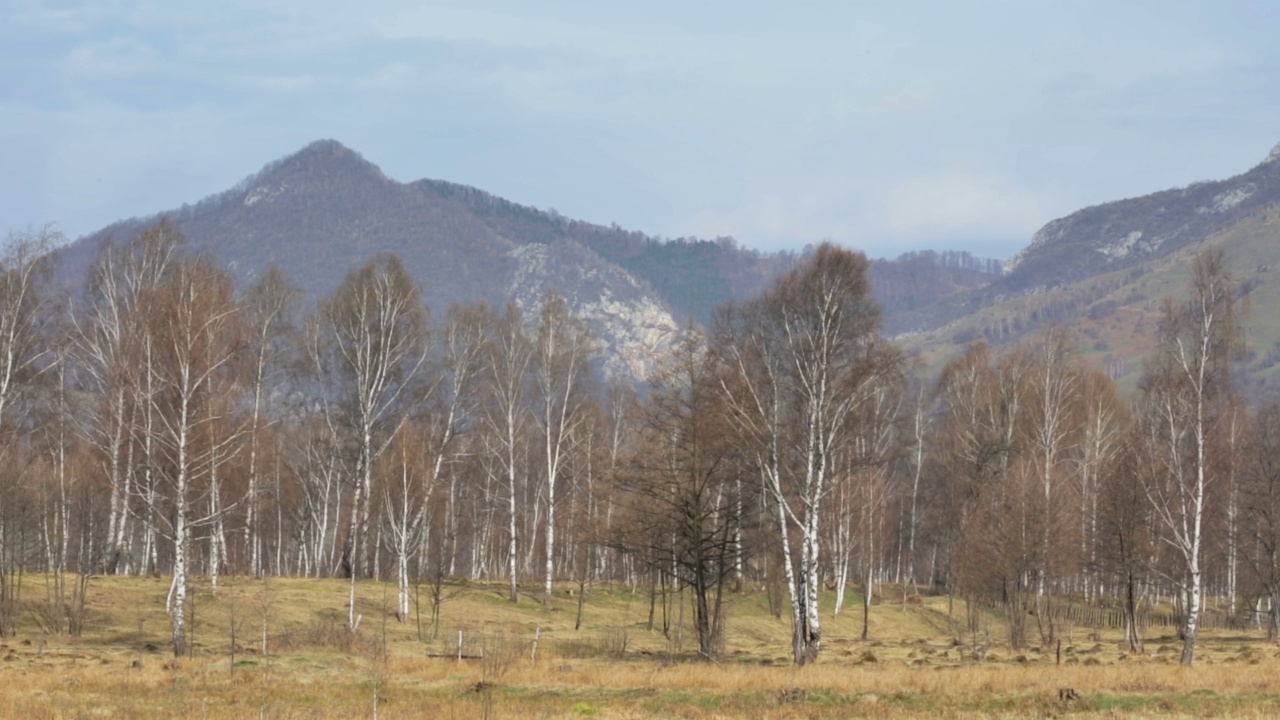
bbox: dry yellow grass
[3,574,1280,718]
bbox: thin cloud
[236,74,327,91]
[882,173,1051,241]
[63,36,160,78]
[4,0,1279,260]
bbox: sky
[3,1,1279,260]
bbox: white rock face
[1098,230,1149,258]
[1005,218,1067,273]
[508,243,679,382]
[244,183,286,207]
[1208,184,1255,214]
[510,243,549,290]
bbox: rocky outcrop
[509,242,679,381]
[1003,142,1280,290]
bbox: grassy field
[5,574,1280,718]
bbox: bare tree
[314,255,428,629]
[0,225,59,636]
[0,227,57,434]
[929,342,1016,642]
[531,294,594,605]
[141,252,243,656]
[1243,401,1280,639]
[381,303,486,619]
[1139,248,1239,666]
[615,329,743,660]
[74,224,183,574]
[240,266,300,577]
[1098,429,1156,653]
[380,424,432,620]
[901,383,931,586]
[288,415,349,578]
[1024,327,1079,602]
[481,302,531,603]
[1073,368,1125,603]
[850,376,904,639]
[1217,400,1245,613]
[717,243,896,665]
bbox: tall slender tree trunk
[544,464,556,605]
[106,387,129,574]
[170,394,192,657]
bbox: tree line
[0,220,1266,667]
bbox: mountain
[56,141,686,378]
[54,139,1001,380]
[1003,142,1280,290]
[896,142,1280,398]
[58,140,809,327]
[872,250,1004,335]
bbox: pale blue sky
[3,0,1278,259]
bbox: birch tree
[314,254,428,631]
[143,253,242,656]
[0,227,57,429]
[1139,248,1239,666]
[850,376,904,638]
[1074,369,1125,602]
[1024,326,1079,603]
[75,224,183,574]
[0,226,58,635]
[1218,400,1244,613]
[1243,401,1280,639]
[531,294,594,605]
[717,243,896,665]
[318,256,428,577]
[482,302,531,602]
[289,415,349,578]
[1099,431,1156,653]
[930,342,1016,638]
[379,423,432,620]
[902,384,931,585]
[240,266,300,577]
[381,303,486,619]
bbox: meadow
[5,574,1280,719]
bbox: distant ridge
[54,139,1005,377]
[1003,142,1280,289]
[892,140,1280,399]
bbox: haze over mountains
[53,140,1000,379]
[898,141,1280,396]
[52,138,1280,392]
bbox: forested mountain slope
[53,139,1001,378]
[896,144,1280,398]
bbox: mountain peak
[293,138,360,160]
[253,139,387,185]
